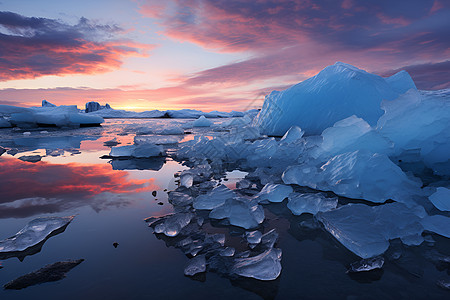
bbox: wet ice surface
[0,117,449,299]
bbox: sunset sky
[0,0,449,111]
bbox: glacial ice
[193,115,212,127]
[193,184,235,210]
[286,193,337,215]
[255,183,293,203]
[0,105,103,128]
[109,144,164,158]
[0,117,11,128]
[316,203,424,258]
[209,197,264,229]
[0,216,74,253]
[151,213,194,237]
[180,173,194,188]
[377,89,450,175]
[283,150,423,204]
[255,62,415,136]
[421,215,450,238]
[347,256,384,273]
[428,187,450,211]
[184,254,206,276]
[232,248,282,280]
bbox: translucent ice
[287,193,337,215]
[316,203,424,258]
[428,187,450,211]
[279,126,304,144]
[255,183,293,203]
[209,197,264,229]
[193,184,235,210]
[0,216,74,253]
[168,192,193,207]
[232,248,282,280]
[184,254,206,276]
[347,256,384,273]
[180,173,194,188]
[152,213,194,237]
[377,89,450,175]
[109,144,164,158]
[283,150,423,204]
[245,231,263,245]
[421,215,450,238]
[255,62,415,136]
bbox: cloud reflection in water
[0,157,159,218]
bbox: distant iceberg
[0,103,103,128]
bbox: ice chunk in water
[0,216,74,253]
[180,173,193,188]
[109,144,164,158]
[193,115,212,127]
[279,126,304,144]
[184,254,206,276]
[428,187,450,211]
[220,247,235,257]
[232,248,282,280]
[168,192,193,207]
[347,256,384,273]
[283,150,423,204]
[316,203,424,258]
[152,213,193,237]
[209,197,264,229]
[193,184,235,210]
[0,146,5,156]
[421,215,450,238]
[256,183,293,203]
[245,231,262,245]
[287,193,337,215]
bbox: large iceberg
[254,62,416,136]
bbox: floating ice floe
[0,216,74,254]
[232,247,282,281]
[184,254,206,276]
[109,144,164,158]
[347,256,384,273]
[255,183,293,203]
[193,184,235,210]
[209,197,264,229]
[287,193,337,215]
[316,203,424,258]
[421,215,450,238]
[428,187,450,211]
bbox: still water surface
[0,119,448,299]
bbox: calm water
[0,119,448,299]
